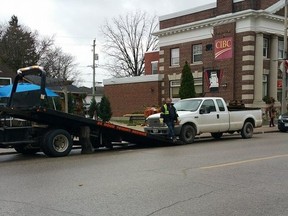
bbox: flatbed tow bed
[0,66,174,157]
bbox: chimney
[217,0,233,15]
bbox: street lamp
[281,0,288,114]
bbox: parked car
[278,112,288,132]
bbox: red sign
[215,37,233,60]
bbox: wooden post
[80,126,93,154]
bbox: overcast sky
[0,0,215,87]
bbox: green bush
[179,61,196,99]
[88,97,97,118]
[98,96,112,122]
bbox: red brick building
[155,0,285,108]
[104,75,163,116]
[105,0,286,116]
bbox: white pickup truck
[144,97,263,144]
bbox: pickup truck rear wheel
[42,129,73,157]
[241,122,253,139]
[211,132,223,139]
[180,125,195,144]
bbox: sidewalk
[0,124,280,155]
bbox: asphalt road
[0,132,288,216]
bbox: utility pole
[282,1,288,114]
[92,39,96,98]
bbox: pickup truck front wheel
[180,125,195,144]
[241,122,253,139]
[42,129,73,157]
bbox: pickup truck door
[197,99,229,133]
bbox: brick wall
[217,0,233,15]
[104,81,162,117]
[160,9,215,29]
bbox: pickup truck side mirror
[200,107,210,114]
[200,108,205,114]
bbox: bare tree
[101,11,158,77]
[38,46,79,82]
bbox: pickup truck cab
[144,97,263,144]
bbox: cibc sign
[214,37,233,60]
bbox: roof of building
[103,74,164,85]
[159,2,216,21]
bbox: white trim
[242,55,255,61]
[103,74,164,85]
[242,75,254,81]
[266,0,285,14]
[242,94,254,100]
[0,77,12,86]
[242,65,255,71]
[243,45,255,52]
[243,35,255,42]
[242,85,254,90]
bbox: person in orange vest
[160,97,179,142]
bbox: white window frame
[171,48,180,66]
[192,44,202,63]
[0,77,12,87]
[263,75,268,98]
[278,40,284,59]
[169,78,203,99]
[263,38,269,58]
[151,61,158,74]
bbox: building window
[278,40,284,59]
[169,78,202,99]
[170,48,179,66]
[151,61,158,74]
[0,77,12,106]
[192,44,202,63]
[263,38,269,58]
[263,75,268,98]
[216,99,226,112]
[0,77,12,86]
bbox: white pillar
[269,35,278,101]
[253,33,265,106]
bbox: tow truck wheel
[42,129,73,157]
[180,125,195,144]
[241,121,253,139]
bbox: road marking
[199,154,288,170]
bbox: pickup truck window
[216,99,226,111]
[200,99,216,112]
[174,99,202,111]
